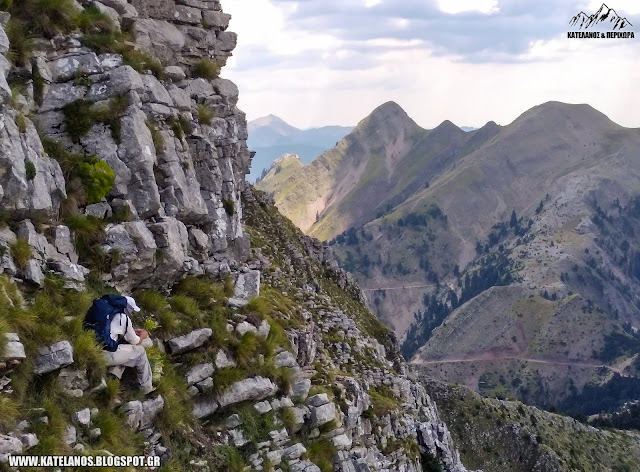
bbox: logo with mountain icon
[570,3,632,30]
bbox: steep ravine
[0,1,469,470]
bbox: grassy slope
[425,379,640,472]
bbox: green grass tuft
[10,237,32,270]
[212,368,247,394]
[222,199,235,216]
[16,114,28,133]
[196,104,214,126]
[192,59,220,80]
[235,332,259,369]
[146,120,165,154]
[24,159,36,180]
[307,439,336,472]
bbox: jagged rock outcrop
[0,0,251,291]
[0,3,476,471]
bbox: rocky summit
[1,1,639,471]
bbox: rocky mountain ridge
[259,99,640,413]
[248,115,352,182]
[0,1,472,470]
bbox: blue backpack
[84,295,129,352]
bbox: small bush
[73,68,92,87]
[281,407,298,433]
[122,49,164,79]
[170,295,201,322]
[73,330,107,381]
[0,396,18,430]
[5,17,34,66]
[76,160,115,203]
[212,368,247,394]
[167,115,191,140]
[16,114,28,133]
[25,160,36,181]
[155,365,193,435]
[10,238,32,270]
[0,0,13,11]
[146,120,164,154]
[212,446,245,472]
[10,0,78,38]
[222,199,235,216]
[235,404,277,443]
[235,332,259,368]
[193,59,220,80]
[196,104,214,126]
[307,439,336,472]
[137,290,169,314]
[32,65,45,106]
[73,5,115,34]
[369,387,399,416]
[157,310,178,338]
[62,96,128,144]
[64,214,117,273]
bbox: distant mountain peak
[570,3,633,30]
[249,114,294,129]
[354,101,420,137]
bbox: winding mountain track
[361,284,435,292]
[413,356,629,375]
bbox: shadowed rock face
[0,0,251,291]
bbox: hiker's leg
[104,345,152,389]
[132,345,153,390]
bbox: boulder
[306,393,330,408]
[186,363,214,386]
[134,18,185,63]
[309,402,337,428]
[235,321,257,336]
[282,443,306,461]
[332,434,352,450]
[202,11,231,29]
[233,270,260,300]
[73,408,91,426]
[139,395,165,430]
[291,379,311,402]
[2,333,26,361]
[19,433,39,450]
[254,401,272,414]
[274,351,297,369]
[164,66,186,81]
[215,350,236,369]
[48,53,102,83]
[167,328,212,354]
[33,341,74,374]
[64,425,77,445]
[192,399,217,419]
[0,434,22,459]
[217,376,278,408]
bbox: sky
[223,0,640,129]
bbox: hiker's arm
[122,315,141,345]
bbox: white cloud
[222,0,640,131]
[437,0,499,15]
[363,0,383,7]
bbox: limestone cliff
[0,2,471,470]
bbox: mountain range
[247,115,352,182]
[258,100,640,412]
[570,3,633,30]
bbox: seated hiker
[84,295,154,394]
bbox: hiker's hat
[125,296,141,312]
